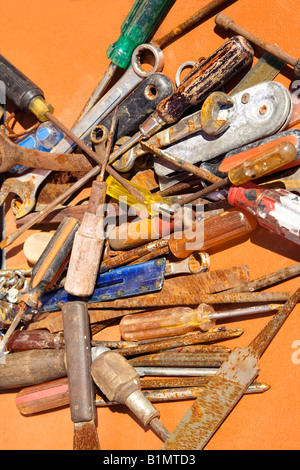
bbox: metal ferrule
[125,389,159,426]
[139,111,165,139]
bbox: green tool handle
[107,0,172,69]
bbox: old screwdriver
[75,0,173,121]
[0,216,80,359]
[91,346,170,442]
[0,53,145,205]
[108,36,254,162]
[77,0,232,122]
[146,140,298,207]
[215,13,300,78]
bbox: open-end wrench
[154,81,293,189]
[0,66,173,219]
[112,91,233,172]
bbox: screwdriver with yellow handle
[108,141,297,251]
[119,303,283,341]
[150,140,298,207]
[0,216,80,359]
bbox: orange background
[0,0,300,451]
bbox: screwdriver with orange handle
[0,216,80,359]
[119,303,282,341]
[108,141,297,251]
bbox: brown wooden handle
[156,36,254,125]
[0,349,67,390]
[62,301,95,423]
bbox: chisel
[161,286,300,450]
[0,52,145,205]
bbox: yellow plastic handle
[106,175,164,214]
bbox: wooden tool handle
[0,349,67,390]
[156,36,254,124]
[64,182,107,297]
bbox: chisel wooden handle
[64,181,107,296]
[62,301,95,423]
[155,36,254,124]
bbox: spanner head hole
[132,44,164,77]
[144,85,158,101]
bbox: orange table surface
[0,0,300,451]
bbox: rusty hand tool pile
[0,0,300,451]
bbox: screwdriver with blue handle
[0,216,80,360]
[74,0,174,122]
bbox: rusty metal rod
[92,328,244,357]
[224,262,300,294]
[215,13,300,76]
[128,351,230,368]
[153,0,233,49]
[141,142,222,185]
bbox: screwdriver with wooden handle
[64,109,118,297]
[0,53,145,205]
[62,301,100,451]
[108,35,254,163]
[0,216,80,359]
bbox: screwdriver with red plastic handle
[0,216,80,359]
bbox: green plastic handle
[106,0,172,69]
